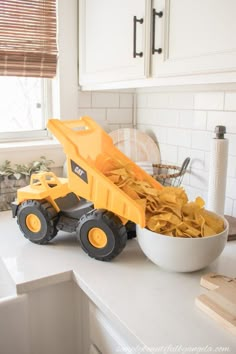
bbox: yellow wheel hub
[88,228,107,248]
[26,214,41,233]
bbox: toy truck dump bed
[47,117,162,227]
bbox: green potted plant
[0,156,54,211]
[0,160,15,180]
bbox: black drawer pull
[133,16,143,58]
[152,9,163,55]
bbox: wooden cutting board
[109,128,161,163]
[195,273,236,335]
[224,215,236,241]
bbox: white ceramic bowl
[136,218,229,272]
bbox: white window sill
[0,138,65,168]
[0,137,60,151]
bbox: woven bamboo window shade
[0,0,58,78]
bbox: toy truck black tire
[17,200,58,244]
[125,221,136,239]
[77,209,127,261]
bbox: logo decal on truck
[71,160,88,183]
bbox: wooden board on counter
[196,273,236,335]
[225,215,236,241]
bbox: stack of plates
[109,128,160,174]
[135,161,154,175]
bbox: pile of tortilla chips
[104,158,224,238]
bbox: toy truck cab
[13,172,72,214]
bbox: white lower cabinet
[0,277,133,354]
[89,301,130,354]
[0,280,81,354]
[0,294,30,354]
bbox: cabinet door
[89,302,130,354]
[151,0,236,78]
[79,0,148,86]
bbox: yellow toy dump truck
[12,117,162,261]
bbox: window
[0,0,57,142]
[0,77,51,141]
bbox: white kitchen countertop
[0,210,236,353]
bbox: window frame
[0,78,53,143]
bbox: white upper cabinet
[79,0,236,89]
[152,0,236,78]
[79,0,148,86]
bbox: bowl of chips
[136,216,229,272]
[102,155,229,271]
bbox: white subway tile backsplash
[168,93,194,109]
[189,168,209,191]
[204,151,210,172]
[136,108,157,125]
[178,147,205,170]
[138,124,167,145]
[156,109,179,127]
[106,124,120,132]
[227,156,236,178]
[119,123,133,128]
[228,133,236,156]
[192,111,207,130]
[207,111,236,134]
[194,92,224,110]
[181,171,190,186]
[226,177,236,199]
[77,89,135,128]
[233,200,236,217]
[191,130,212,151]
[79,87,236,217]
[107,108,133,124]
[158,143,178,164]
[77,108,106,122]
[167,128,191,147]
[178,111,194,129]
[225,92,236,111]
[136,93,148,108]
[92,92,119,108]
[119,93,133,108]
[137,107,179,127]
[147,93,169,109]
[149,125,167,145]
[224,198,233,215]
[191,152,206,170]
[177,147,190,165]
[78,90,91,108]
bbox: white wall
[135,84,236,217]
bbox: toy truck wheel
[17,200,58,244]
[125,221,136,239]
[77,209,127,261]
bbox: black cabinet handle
[152,9,163,55]
[133,16,143,58]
